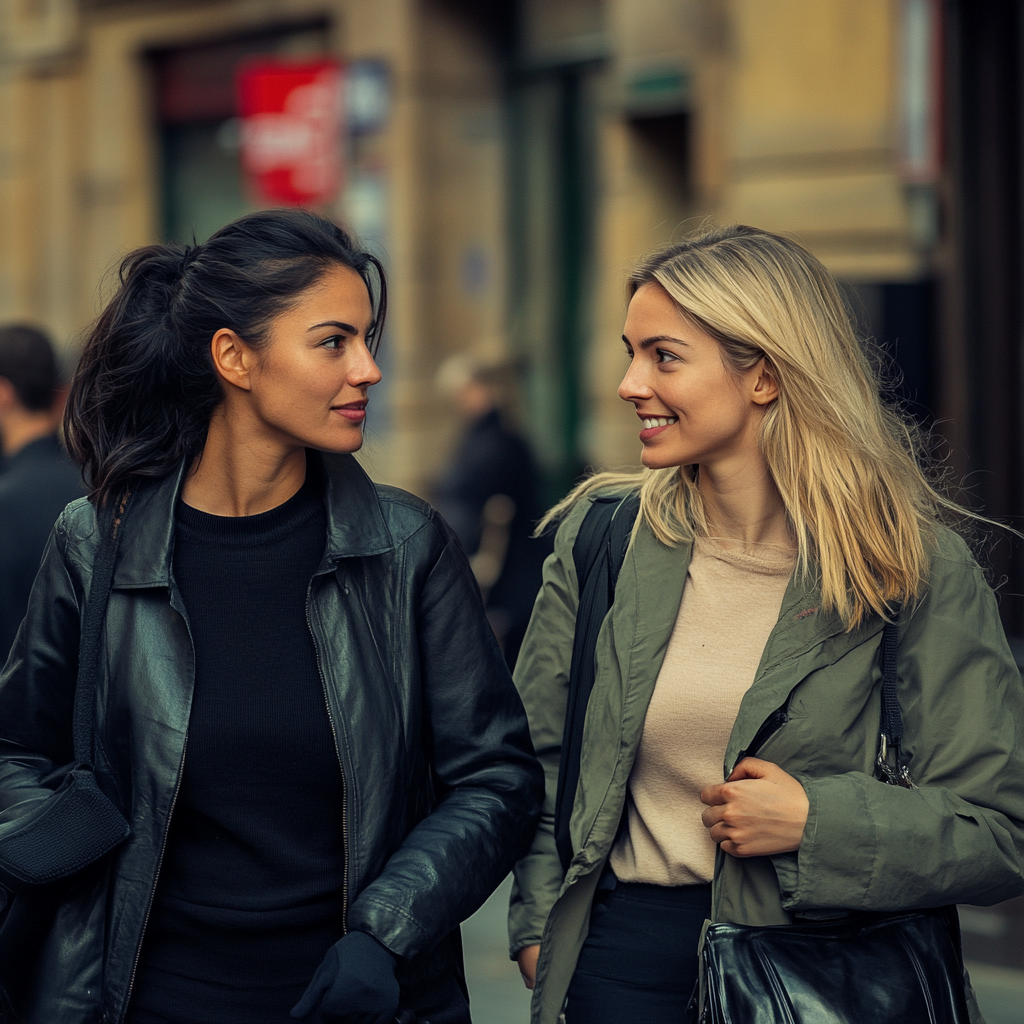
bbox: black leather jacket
[0,453,544,1024]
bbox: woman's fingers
[700,802,726,828]
[516,944,540,990]
[698,762,809,857]
[727,756,773,781]
[700,782,727,806]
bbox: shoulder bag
[0,491,133,894]
[554,492,640,874]
[696,614,970,1024]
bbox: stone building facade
[0,1,1018,615]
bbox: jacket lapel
[605,521,692,770]
[611,526,885,780]
[724,578,884,775]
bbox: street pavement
[967,962,1024,1024]
[463,875,532,1024]
[462,878,1024,1024]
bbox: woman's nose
[618,358,653,404]
[351,341,383,388]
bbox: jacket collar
[621,526,861,673]
[724,573,884,771]
[318,451,394,561]
[615,522,884,774]
[113,451,394,588]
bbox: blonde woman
[508,225,1024,1024]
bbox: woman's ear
[210,329,255,392]
[751,358,779,406]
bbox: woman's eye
[320,335,345,350]
[656,348,679,364]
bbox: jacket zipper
[736,701,790,765]
[120,597,195,1023]
[120,733,187,1021]
[306,576,349,934]
[709,700,791,927]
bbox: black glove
[291,930,401,1024]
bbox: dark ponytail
[64,209,386,506]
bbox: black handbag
[696,616,970,1024]
[0,491,133,893]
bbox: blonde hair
[545,224,970,630]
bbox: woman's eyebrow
[622,334,690,349]
[307,320,358,333]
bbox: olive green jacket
[508,494,1024,1024]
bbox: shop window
[148,22,330,243]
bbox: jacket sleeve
[774,540,1024,911]
[0,514,81,829]
[346,518,544,959]
[506,501,588,957]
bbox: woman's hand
[516,944,540,990]
[291,930,399,1023]
[700,757,809,858]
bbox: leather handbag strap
[876,612,914,788]
[555,493,640,873]
[71,490,131,766]
[879,616,903,744]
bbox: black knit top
[128,474,346,1023]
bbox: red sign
[237,59,344,206]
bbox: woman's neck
[181,406,307,517]
[696,458,794,554]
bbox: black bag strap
[72,489,131,766]
[876,612,915,789]
[554,493,641,874]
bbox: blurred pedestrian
[0,323,85,661]
[433,352,550,667]
[509,225,1024,1024]
[0,209,543,1024]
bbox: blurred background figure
[0,324,85,661]
[433,352,549,668]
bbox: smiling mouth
[640,416,678,428]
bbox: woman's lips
[639,422,672,442]
[335,403,366,423]
[638,415,677,442]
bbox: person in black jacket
[0,210,543,1024]
[0,324,86,661]
[432,354,550,668]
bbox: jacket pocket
[736,700,791,764]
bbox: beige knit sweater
[609,536,795,886]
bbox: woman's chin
[324,440,365,456]
[640,447,685,470]
[309,429,366,455]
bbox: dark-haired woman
[0,209,543,1024]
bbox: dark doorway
[845,279,937,423]
[943,0,1024,632]
[508,60,602,504]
